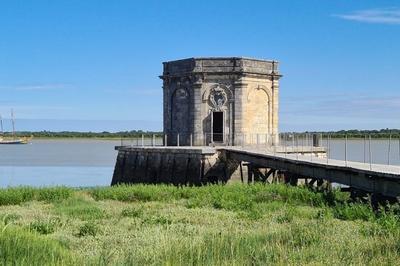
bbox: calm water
[1,138,399,187]
[284,138,400,166]
[0,139,120,187]
[323,138,400,166]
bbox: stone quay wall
[111,147,240,185]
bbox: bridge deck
[222,147,400,197]
[224,146,400,177]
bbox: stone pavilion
[160,57,281,146]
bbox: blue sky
[0,0,400,132]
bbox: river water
[0,138,399,187]
[0,139,120,188]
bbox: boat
[0,110,32,144]
[0,138,30,144]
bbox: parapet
[161,57,280,78]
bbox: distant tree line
[3,130,164,139]
[295,129,400,139]
[2,128,400,139]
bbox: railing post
[369,135,372,170]
[388,134,392,165]
[310,136,313,162]
[293,135,299,161]
[326,134,330,165]
[141,134,144,147]
[256,134,259,148]
[177,133,180,147]
[152,134,155,147]
[364,135,366,164]
[345,135,347,167]
[164,134,167,147]
[190,134,193,147]
[292,133,295,153]
[284,133,287,158]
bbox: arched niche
[246,85,272,134]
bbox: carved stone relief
[209,85,228,111]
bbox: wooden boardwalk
[223,146,400,198]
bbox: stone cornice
[160,57,281,78]
[160,72,282,80]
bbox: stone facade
[160,57,281,146]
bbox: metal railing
[119,132,400,170]
[119,133,280,148]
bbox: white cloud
[334,7,400,24]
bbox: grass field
[0,184,400,265]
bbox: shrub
[276,208,294,223]
[121,206,143,218]
[29,217,61,235]
[142,215,173,225]
[315,208,333,220]
[332,203,375,221]
[374,206,400,236]
[78,222,100,237]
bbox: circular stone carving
[209,85,227,110]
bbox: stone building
[160,57,281,146]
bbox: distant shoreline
[2,129,400,139]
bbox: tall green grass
[54,197,105,220]
[0,186,72,206]
[0,224,74,265]
[90,183,335,208]
[1,183,400,265]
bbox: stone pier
[111,146,240,185]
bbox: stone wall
[111,147,240,185]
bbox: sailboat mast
[11,109,15,139]
[0,114,3,135]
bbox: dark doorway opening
[212,111,223,142]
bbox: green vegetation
[8,130,163,139]
[0,186,72,206]
[0,225,73,265]
[78,221,101,237]
[0,184,399,265]
[300,128,400,139]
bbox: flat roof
[163,56,278,64]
